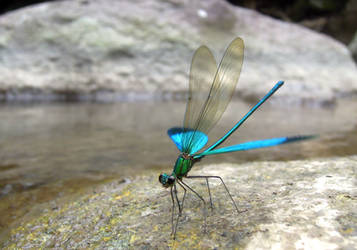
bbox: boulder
[0,0,356,103]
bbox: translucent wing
[201,81,284,154]
[180,45,217,153]
[182,38,244,154]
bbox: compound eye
[159,174,164,184]
[167,176,175,184]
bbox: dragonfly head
[159,173,175,188]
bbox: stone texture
[2,156,356,249]
[0,0,356,103]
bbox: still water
[0,99,357,232]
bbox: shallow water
[0,99,357,233]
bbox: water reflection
[0,100,356,189]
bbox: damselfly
[159,37,312,239]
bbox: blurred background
[1,0,356,50]
[0,0,356,240]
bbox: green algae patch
[2,156,357,249]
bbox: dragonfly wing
[181,45,217,154]
[182,38,244,154]
[195,135,315,157]
[168,127,208,154]
[168,127,184,152]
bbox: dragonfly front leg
[173,182,182,214]
[176,181,187,216]
[171,182,184,239]
[170,186,176,236]
[172,182,187,239]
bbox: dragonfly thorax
[173,154,194,179]
[159,154,195,188]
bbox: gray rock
[2,156,356,248]
[0,0,356,103]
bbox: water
[0,99,357,233]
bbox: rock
[0,184,12,196]
[0,0,356,104]
[2,156,356,249]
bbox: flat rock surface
[2,156,356,249]
[0,0,356,103]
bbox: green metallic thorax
[172,154,194,179]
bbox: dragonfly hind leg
[187,175,246,214]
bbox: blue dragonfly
[159,37,313,239]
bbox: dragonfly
[159,37,313,239]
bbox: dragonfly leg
[172,182,187,239]
[205,178,213,209]
[170,186,177,236]
[173,182,182,214]
[186,176,213,209]
[177,181,187,216]
[187,175,246,214]
[178,179,207,234]
[184,176,213,209]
